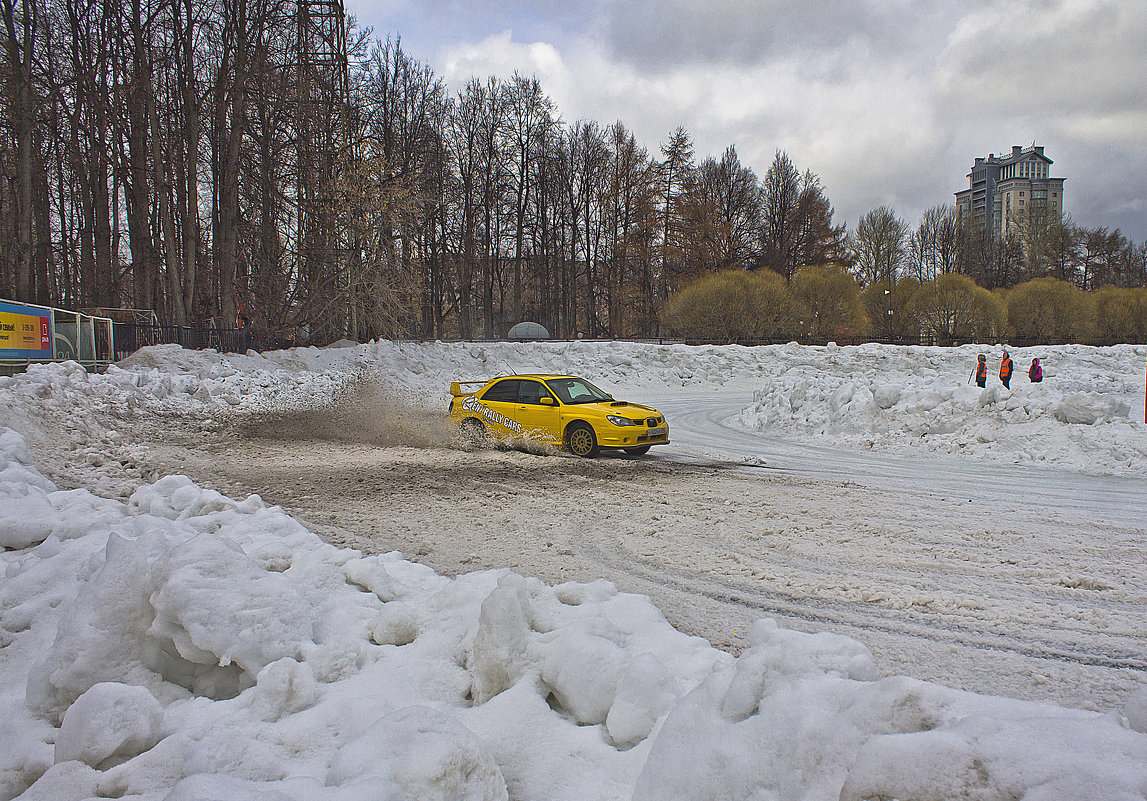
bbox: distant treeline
[1,1,1144,344]
[664,270,1147,346]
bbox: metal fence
[1,299,116,375]
[111,323,295,360]
[106,326,1083,363]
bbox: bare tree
[850,206,908,338]
[1,0,38,301]
[693,145,759,273]
[758,150,800,278]
[851,206,907,287]
[758,150,844,278]
[503,72,551,324]
[602,120,656,336]
[907,204,961,282]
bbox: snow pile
[0,339,1130,476]
[737,342,1146,473]
[3,411,1147,798]
[100,339,1147,474]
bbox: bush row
[661,269,1147,345]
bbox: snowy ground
[2,340,1146,800]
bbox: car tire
[623,445,651,455]
[567,423,599,458]
[460,417,489,448]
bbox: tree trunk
[216,0,249,328]
[179,0,199,320]
[1,0,35,302]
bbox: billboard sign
[0,300,53,359]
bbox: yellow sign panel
[0,301,52,357]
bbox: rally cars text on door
[447,375,669,458]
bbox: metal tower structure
[294,0,353,336]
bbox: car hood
[575,400,660,416]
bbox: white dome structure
[507,321,550,340]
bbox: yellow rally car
[448,375,669,458]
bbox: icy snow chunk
[14,760,101,801]
[54,682,163,768]
[468,575,535,703]
[838,709,1147,801]
[829,383,855,412]
[749,618,876,682]
[950,385,980,409]
[714,621,874,724]
[0,428,55,494]
[30,527,316,722]
[0,427,33,463]
[1122,686,1147,734]
[0,485,55,549]
[872,384,901,410]
[127,475,243,520]
[369,602,419,646]
[148,532,315,682]
[541,630,627,725]
[1052,392,1130,424]
[978,385,1006,406]
[606,653,680,747]
[327,706,508,801]
[553,577,618,606]
[344,557,398,601]
[250,658,318,721]
[28,532,176,722]
[911,389,944,413]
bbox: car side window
[518,380,554,405]
[480,379,520,403]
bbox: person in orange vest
[974,354,987,388]
[999,349,1014,389]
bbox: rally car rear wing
[449,380,489,396]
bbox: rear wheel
[459,417,489,449]
[567,423,599,458]
[623,445,651,455]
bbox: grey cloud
[937,2,1147,125]
[354,0,1146,240]
[599,0,970,69]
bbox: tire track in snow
[579,541,1147,673]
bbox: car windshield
[545,377,612,405]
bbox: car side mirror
[540,396,555,405]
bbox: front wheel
[567,423,599,458]
[623,445,651,455]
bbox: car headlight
[607,415,638,426]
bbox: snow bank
[3,420,1147,799]
[5,339,1140,476]
[736,342,1147,474]
[1,340,1146,798]
[92,339,1147,475]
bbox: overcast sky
[344,0,1147,243]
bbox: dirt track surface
[27,394,1147,713]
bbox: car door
[475,378,525,437]
[515,379,561,443]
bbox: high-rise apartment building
[954,145,1065,239]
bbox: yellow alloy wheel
[567,423,599,458]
